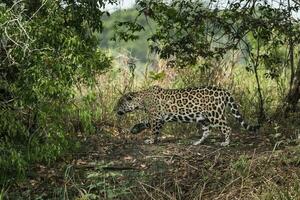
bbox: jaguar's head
[115,92,143,116]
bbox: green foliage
[84,163,131,199]
[137,0,212,66]
[1,0,300,197]
[100,8,156,62]
[260,179,300,200]
[61,162,143,200]
[113,20,145,42]
[0,1,113,183]
[231,155,250,177]
[114,0,300,74]
[149,71,165,80]
[0,187,7,200]
[110,0,300,119]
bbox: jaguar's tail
[226,93,260,132]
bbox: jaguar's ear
[125,93,135,101]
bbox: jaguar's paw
[144,138,155,144]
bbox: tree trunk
[253,36,266,121]
[282,0,300,114]
[284,55,300,113]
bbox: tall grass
[76,53,292,140]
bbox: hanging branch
[287,0,295,92]
[239,31,265,122]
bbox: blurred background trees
[115,0,300,119]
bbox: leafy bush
[0,1,112,183]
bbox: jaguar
[115,85,259,146]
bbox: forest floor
[9,125,300,200]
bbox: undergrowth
[2,57,300,199]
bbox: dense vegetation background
[0,0,300,199]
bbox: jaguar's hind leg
[193,125,211,145]
[218,120,231,146]
[193,118,211,145]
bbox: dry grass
[7,127,300,199]
[5,58,300,199]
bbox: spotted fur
[115,86,259,146]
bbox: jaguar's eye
[126,96,133,101]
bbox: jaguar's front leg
[144,119,164,144]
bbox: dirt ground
[9,127,300,200]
